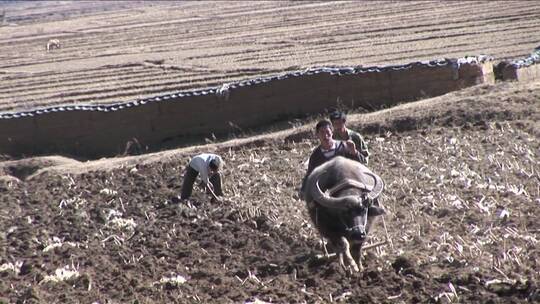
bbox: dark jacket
[300,140,361,194]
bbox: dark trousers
[180,166,223,200]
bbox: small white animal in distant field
[46,39,61,51]
[217,83,230,101]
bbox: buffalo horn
[310,177,362,210]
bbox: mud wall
[0,56,494,158]
[496,47,540,81]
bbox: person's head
[315,119,333,148]
[329,111,347,131]
[209,158,221,174]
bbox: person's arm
[359,137,369,165]
[198,162,210,186]
[350,131,369,157]
[305,151,319,179]
[300,148,322,198]
[338,140,361,162]
[348,131,369,164]
[205,183,221,202]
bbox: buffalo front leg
[351,243,364,272]
[339,236,360,273]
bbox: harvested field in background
[1,1,540,113]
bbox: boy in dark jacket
[300,119,361,196]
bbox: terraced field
[1,1,539,113]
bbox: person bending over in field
[180,153,224,202]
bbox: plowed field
[0,80,539,303]
[1,1,540,113]
[1,1,540,304]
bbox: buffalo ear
[368,205,385,216]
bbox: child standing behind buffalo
[180,153,224,202]
[300,119,361,197]
[329,111,370,165]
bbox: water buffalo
[302,156,385,272]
